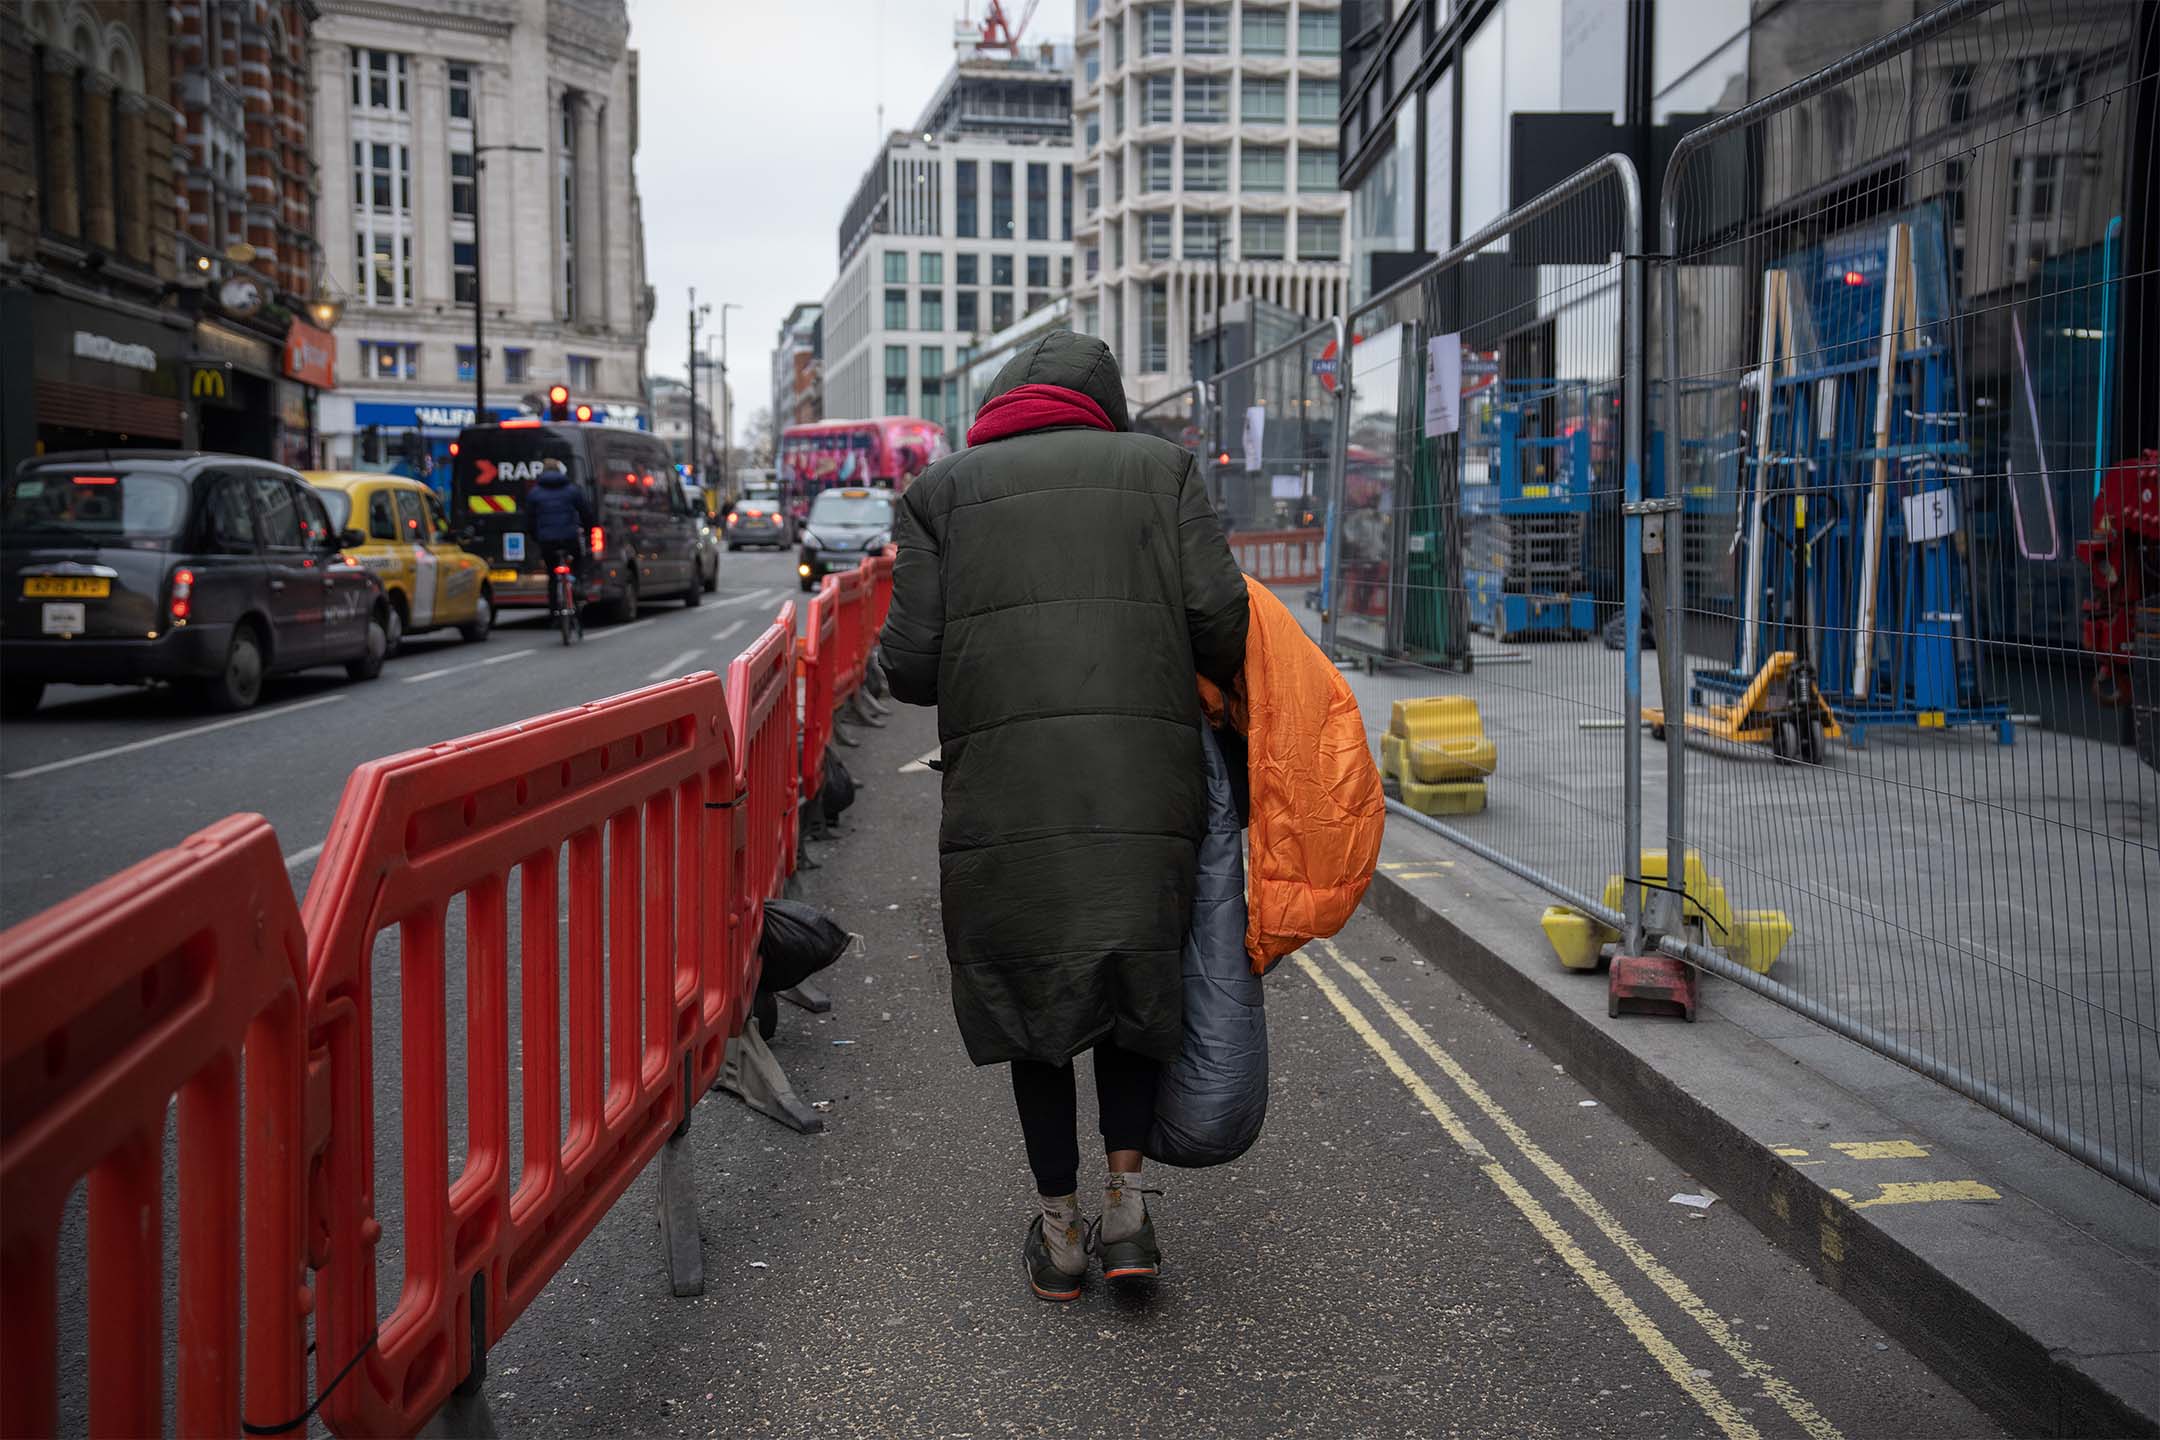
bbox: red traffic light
[546,384,572,421]
[575,403,594,423]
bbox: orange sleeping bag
[1199,576,1385,973]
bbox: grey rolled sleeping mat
[1147,723,1267,1167]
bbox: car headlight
[800,530,822,550]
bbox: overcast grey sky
[629,0,1071,441]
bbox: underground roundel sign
[1311,338,1339,394]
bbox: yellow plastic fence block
[1388,696,1499,782]
[1600,849,1735,939]
[1730,909,1793,975]
[1398,777,1488,815]
[1542,907,1616,971]
[1380,731,1407,781]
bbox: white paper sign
[1244,405,1265,473]
[1901,488,1960,543]
[1425,333,1462,438]
[1270,473,1303,500]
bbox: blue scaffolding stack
[1462,379,1597,640]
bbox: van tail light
[589,526,604,556]
[169,567,195,623]
[552,564,572,577]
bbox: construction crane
[974,0,1041,55]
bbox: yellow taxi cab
[303,472,492,653]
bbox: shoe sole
[1030,1281,1083,1302]
[1103,1264,1159,1282]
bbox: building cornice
[316,0,515,41]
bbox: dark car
[451,420,705,621]
[727,484,793,550]
[2,452,391,715]
[797,487,894,591]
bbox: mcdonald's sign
[189,365,231,404]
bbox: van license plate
[24,576,108,598]
[42,603,86,634]
[488,569,520,585]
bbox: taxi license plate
[488,569,520,585]
[24,576,109,598]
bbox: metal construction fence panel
[0,815,310,1439]
[299,675,739,1434]
[1654,0,2156,1199]
[1324,155,1651,944]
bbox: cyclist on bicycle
[523,458,595,608]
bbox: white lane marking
[283,841,324,871]
[401,650,528,684]
[707,588,775,609]
[646,649,703,681]
[582,617,654,642]
[3,693,347,782]
[899,745,941,775]
[711,619,747,644]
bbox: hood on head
[980,330,1131,432]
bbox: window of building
[1143,212,1172,260]
[921,289,944,329]
[504,347,530,383]
[1244,143,1286,191]
[1143,280,1168,373]
[568,353,598,390]
[1182,212,1224,259]
[1297,215,1341,259]
[453,240,477,305]
[1298,146,1338,190]
[1243,9,1286,54]
[1085,247,1100,279]
[1108,83,1124,136]
[456,345,477,382]
[885,288,908,329]
[884,345,908,415]
[1027,290,1051,312]
[1061,255,1073,288]
[1084,52,1100,88]
[1139,5,1172,55]
[1107,153,1122,203]
[1111,17,1125,66]
[1027,162,1050,240]
[1185,143,1228,191]
[1062,164,1073,240]
[1142,143,1173,193]
[1143,74,1174,124]
[991,161,1015,236]
[448,63,472,120]
[353,230,412,307]
[956,252,979,285]
[360,340,420,379]
[1186,74,1228,123]
[451,151,475,217]
[1423,67,1454,252]
[1185,5,1228,55]
[351,49,409,111]
[991,254,1014,287]
[1243,76,1285,124]
[1242,212,1285,260]
[957,290,979,332]
[919,252,943,284]
[1084,173,1100,214]
[991,292,1015,330]
[1298,77,1338,124]
[1085,116,1102,150]
[884,251,907,283]
[1027,255,1050,288]
[1112,222,1125,268]
[956,160,979,237]
[1298,10,1339,56]
[921,346,944,408]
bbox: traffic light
[547,384,571,421]
[574,403,594,423]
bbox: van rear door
[451,425,580,579]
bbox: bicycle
[548,555,583,646]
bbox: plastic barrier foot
[714,1026,827,1133]
[779,982,832,1014]
[657,1124,706,1297]
[420,1391,501,1439]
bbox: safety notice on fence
[1244,405,1266,473]
[1425,334,1462,438]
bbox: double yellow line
[1298,939,1841,1440]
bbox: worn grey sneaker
[1025,1215,1087,1302]
[1093,1177,1163,1282]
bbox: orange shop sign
[284,319,336,389]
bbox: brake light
[169,567,194,623]
[501,417,542,429]
[589,526,604,556]
[448,441,460,457]
[74,475,120,485]
[553,564,572,576]
[726,512,739,526]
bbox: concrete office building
[310,0,652,468]
[1071,0,1350,407]
[821,34,1075,422]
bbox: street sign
[1311,340,1339,393]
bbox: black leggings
[1009,1040,1160,1197]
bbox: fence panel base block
[779,982,833,1014]
[1608,953,1697,1021]
[714,1027,827,1133]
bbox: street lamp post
[687,289,711,477]
[715,303,740,502]
[473,136,542,423]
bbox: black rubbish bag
[821,749,858,818]
[1146,724,1267,1168]
[758,898,852,994]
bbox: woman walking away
[878,330,1248,1301]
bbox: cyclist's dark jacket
[524,470,594,545]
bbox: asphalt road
[7,548,2007,1436]
[0,543,813,926]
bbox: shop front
[188,319,283,460]
[7,291,191,467]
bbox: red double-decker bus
[778,417,946,518]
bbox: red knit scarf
[966,383,1116,447]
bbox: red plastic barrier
[727,607,797,1018]
[300,675,737,1435]
[1228,528,1325,584]
[1,815,309,1439]
[798,582,839,811]
[867,548,895,634]
[827,565,869,705]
